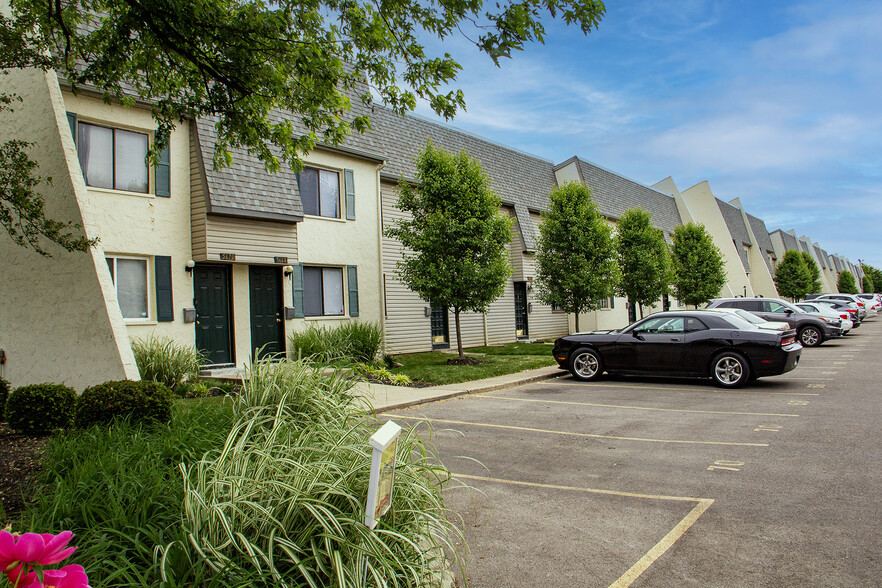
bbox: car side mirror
[785,309,793,315]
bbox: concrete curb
[361,366,564,413]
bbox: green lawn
[389,346,556,386]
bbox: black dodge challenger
[552,310,802,388]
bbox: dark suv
[706,297,842,347]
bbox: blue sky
[410,0,882,270]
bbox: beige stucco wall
[677,182,752,299]
[553,160,581,184]
[0,69,138,389]
[292,151,385,335]
[63,91,197,349]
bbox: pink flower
[43,564,90,588]
[0,531,77,570]
[6,563,37,587]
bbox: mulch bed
[445,357,484,366]
[0,423,48,519]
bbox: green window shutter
[610,297,615,309]
[344,169,355,220]
[66,112,77,144]
[347,265,359,317]
[155,255,174,322]
[155,139,171,198]
[291,263,305,318]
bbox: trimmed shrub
[288,321,383,363]
[75,380,174,428]
[7,383,77,435]
[131,336,205,390]
[0,378,10,419]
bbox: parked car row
[552,309,802,389]
[552,292,878,389]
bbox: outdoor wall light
[185,259,196,274]
[283,265,294,277]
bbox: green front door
[249,266,285,360]
[194,265,233,365]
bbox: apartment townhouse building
[0,62,866,389]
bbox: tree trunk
[454,308,464,358]
[574,311,580,333]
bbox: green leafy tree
[837,270,858,294]
[385,142,512,358]
[534,182,619,332]
[863,265,882,292]
[614,208,671,321]
[1,0,606,254]
[799,251,823,295]
[774,250,812,301]
[862,274,874,294]
[670,222,726,308]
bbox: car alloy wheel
[799,326,821,347]
[712,352,749,388]
[570,348,603,381]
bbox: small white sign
[365,420,402,529]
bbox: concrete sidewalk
[353,364,563,413]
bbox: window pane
[78,123,113,189]
[116,259,148,319]
[319,169,339,218]
[299,168,319,215]
[322,268,344,315]
[303,267,323,316]
[114,129,149,192]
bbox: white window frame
[106,255,151,322]
[300,165,341,219]
[77,121,151,194]
[303,265,345,317]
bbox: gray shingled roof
[777,230,799,252]
[832,256,843,272]
[813,245,827,269]
[746,214,775,272]
[194,118,304,221]
[569,157,681,235]
[716,200,752,272]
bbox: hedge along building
[554,157,683,330]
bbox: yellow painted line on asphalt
[383,414,769,447]
[452,473,714,588]
[609,499,715,588]
[546,381,820,396]
[480,394,800,418]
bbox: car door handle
[670,337,681,342]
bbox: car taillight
[840,313,848,319]
[781,335,796,347]
[858,302,865,308]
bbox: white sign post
[365,420,402,529]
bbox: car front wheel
[798,326,823,347]
[711,351,750,388]
[569,347,604,381]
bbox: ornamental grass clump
[288,322,383,364]
[179,358,463,587]
[131,336,205,391]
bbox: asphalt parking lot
[381,320,882,587]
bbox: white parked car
[811,294,869,320]
[856,293,882,312]
[795,301,852,334]
[704,307,791,331]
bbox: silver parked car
[795,301,852,334]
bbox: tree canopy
[670,222,726,308]
[1,0,606,254]
[534,182,619,331]
[837,270,858,294]
[384,142,512,358]
[862,274,874,294]
[774,250,812,301]
[799,251,823,295]
[863,265,882,293]
[614,207,670,320]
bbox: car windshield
[731,309,764,324]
